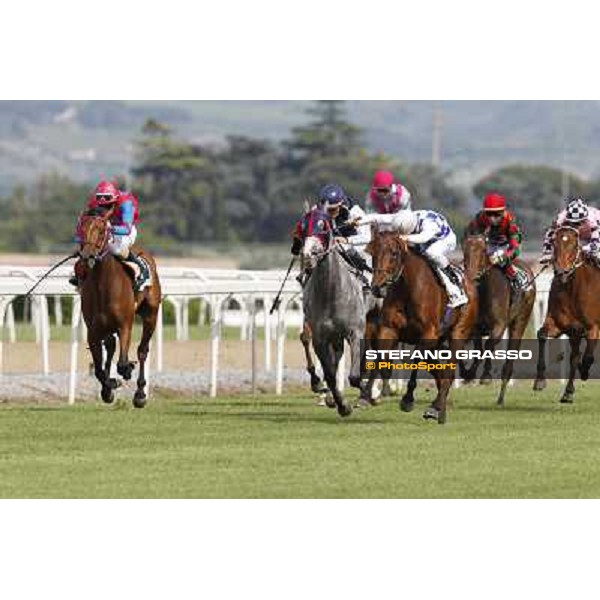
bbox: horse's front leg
[89,335,114,404]
[580,325,599,381]
[533,317,561,391]
[300,322,326,394]
[480,324,505,384]
[116,316,135,380]
[132,304,159,408]
[314,337,352,417]
[561,335,582,403]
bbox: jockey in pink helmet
[366,170,412,214]
[70,180,149,290]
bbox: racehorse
[300,209,369,417]
[462,234,535,405]
[363,230,478,424]
[533,225,600,402]
[76,210,162,407]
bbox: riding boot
[126,250,149,291]
[69,275,79,287]
[442,265,467,308]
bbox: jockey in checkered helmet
[565,198,589,223]
[541,197,600,264]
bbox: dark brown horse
[363,231,478,424]
[77,211,161,407]
[462,234,535,405]
[533,226,600,402]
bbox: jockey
[291,183,372,285]
[464,193,528,290]
[360,209,468,308]
[366,170,412,214]
[70,180,149,291]
[540,198,600,264]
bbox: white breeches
[108,225,137,258]
[421,232,456,269]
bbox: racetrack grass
[1,381,600,498]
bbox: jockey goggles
[96,193,117,202]
[375,187,391,195]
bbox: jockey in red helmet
[366,170,412,214]
[71,180,148,290]
[464,193,528,290]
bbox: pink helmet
[94,180,120,205]
[372,170,394,189]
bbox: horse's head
[366,230,408,298]
[299,209,332,274]
[553,225,582,282]
[77,210,111,267]
[462,234,489,281]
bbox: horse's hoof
[117,362,135,381]
[437,411,447,425]
[337,403,353,418]
[355,397,371,409]
[101,388,115,404]
[496,398,505,407]
[533,379,546,392]
[423,406,439,421]
[133,391,147,408]
[381,384,393,397]
[479,375,493,386]
[399,396,414,412]
[560,394,574,404]
[324,392,336,409]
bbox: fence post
[68,295,82,405]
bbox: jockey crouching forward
[70,180,149,291]
[360,209,468,308]
[540,197,600,266]
[291,184,372,287]
[366,169,412,214]
[465,193,528,290]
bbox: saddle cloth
[122,256,153,290]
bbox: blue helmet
[318,183,346,209]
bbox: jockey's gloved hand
[539,253,552,264]
[587,242,599,254]
[490,250,505,265]
[291,237,302,256]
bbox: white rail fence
[0,265,554,402]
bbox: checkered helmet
[566,198,589,223]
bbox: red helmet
[483,193,506,212]
[94,180,120,205]
[372,170,394,189]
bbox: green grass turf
[1,381,600,498]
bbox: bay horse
[76,210,162,407]
[462,234,535,405]
[533,225,600,402]
[363,231,478,424]
[300,209,370,417]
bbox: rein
[553,227,584,280]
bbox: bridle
[463,234,491,281]
[78,213,112,267]
[372,235,407,288]
[553,226,584,281]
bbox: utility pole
[432,103,442,169]
[560,101,570,200]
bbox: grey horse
[301,232,369,417]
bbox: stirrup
[68,276,79,287]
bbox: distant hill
[0,100,599,194]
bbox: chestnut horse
[462,234,535,405]
[364,231,478,423]
[77,211,162,407]
[533,226,600,402]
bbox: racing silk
[366,183,412,214]
[86,192,140,236]
[406,210,451,246]
[542,206,600,250]
[465,210,522,259]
